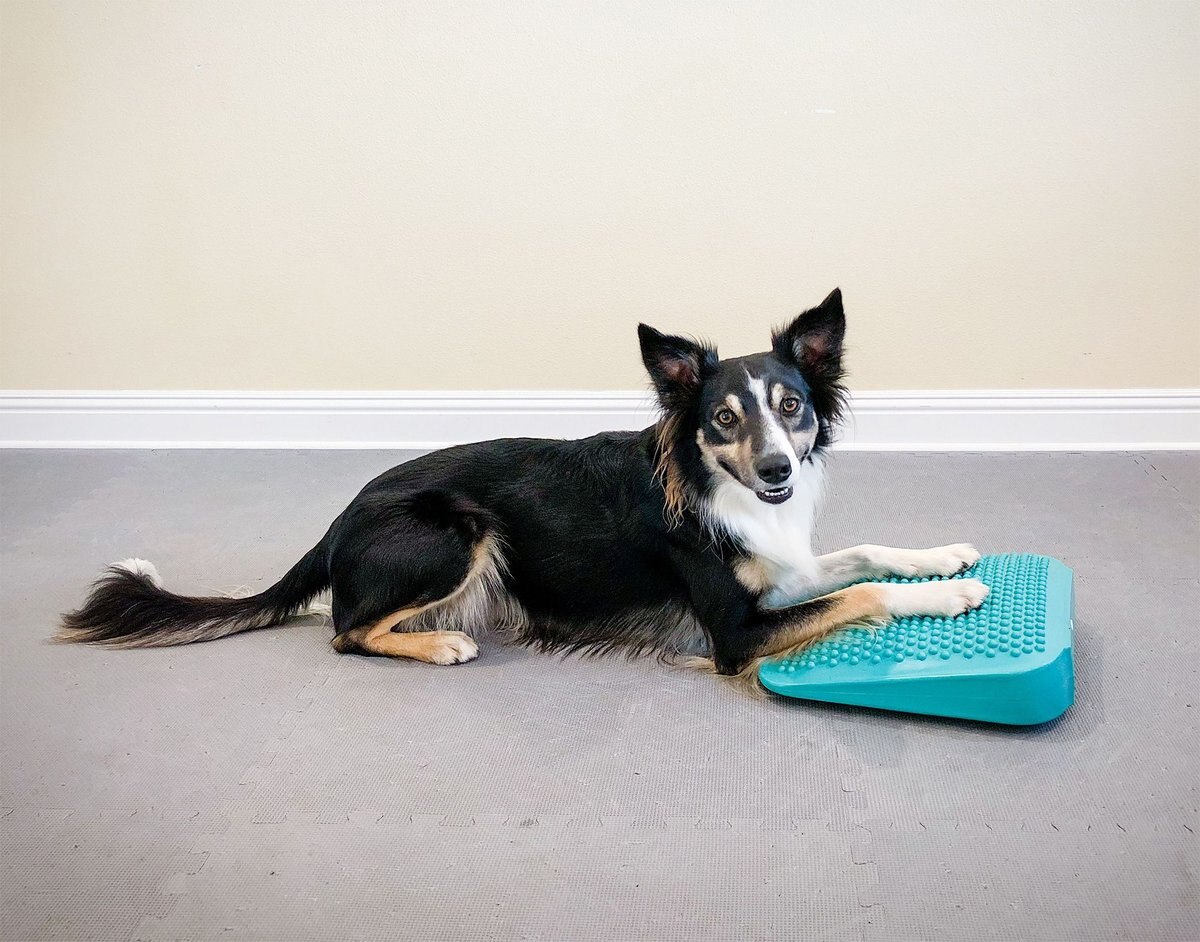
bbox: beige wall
[2,0,1197,392]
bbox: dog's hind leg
[326,490,502,665]
[333,623,479,665]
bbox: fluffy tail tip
[113,557,163,587]
[53,557,166,646]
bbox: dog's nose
[755,453,792,485]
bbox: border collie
[59,289,987,682]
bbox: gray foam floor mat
[2,450,1197,940]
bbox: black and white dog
[61,289,987,680]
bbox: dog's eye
[715,408,737,427]
[780,397,801,415]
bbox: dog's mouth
[755,486,793,505]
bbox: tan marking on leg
[360,629,479,664]
[330,602,429,653]
[725,584,890,692]
[733,557,775,594]
[755,583,889,658]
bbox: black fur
[637,323,720,412]
[59,544,327,647]
[60,291,853,675]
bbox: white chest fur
[703,456,826,607]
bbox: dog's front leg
[804,543,981,597]
[678,551,988,677]
[710,577,989,676]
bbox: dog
[59,289,987,681]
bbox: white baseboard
[0,389,1197,450]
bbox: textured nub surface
[775,553,1051,674]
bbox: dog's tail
[56,543,330,648]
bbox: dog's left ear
[773,287,846,379]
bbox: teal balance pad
[758,554,1074,725]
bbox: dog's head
[639,288,847,511]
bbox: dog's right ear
[637,324,717,409]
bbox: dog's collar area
[755,486,793,504]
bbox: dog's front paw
[886,543,980,578]
[881,579,989,618]
[918,543,981,577]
